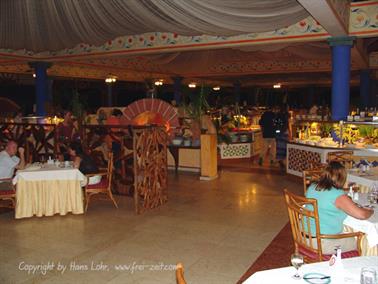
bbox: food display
[293,121,378,149]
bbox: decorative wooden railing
[132,126,168,214]
[0,122,169,213]
[0,122,57,162]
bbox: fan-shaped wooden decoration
[123,99,179,129]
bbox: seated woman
[306,161,373,254]
[68,142,101,185]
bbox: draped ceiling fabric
[79,43,332,76]
[0,0,308,52]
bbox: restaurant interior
[0,1,377,284]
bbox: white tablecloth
[343,193,378,249]
[348,168,378,189]
[244,256,378,284]
[13,165,86,219]
[13,164,86,184]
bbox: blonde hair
[316,161,346,190]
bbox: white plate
[24,165,41,171]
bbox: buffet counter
[218,130,262,159]
[287,142,378,177]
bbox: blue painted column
[233,81,241,103]
[107,84,113,107]
[360,69,370,109]
[328,37,354,121]
[172,76,183,104]
[29,62,51,116]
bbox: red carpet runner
[237,222,294,283]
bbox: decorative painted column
[172,76,183,104]
[360,69,370,109]
[328,37,354,121]
[29,62,51,116]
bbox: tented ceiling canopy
[0,0,308,52]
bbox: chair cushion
[0,190,15,196]
[298,245,359,261]
[86,177,109,190]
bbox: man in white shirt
[0,140,25,191]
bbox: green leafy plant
[182,84,210,122]
[358,125,375,138]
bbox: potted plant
[181,84,211,146]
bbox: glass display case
[287,120,378,177]
[292,120,378,149]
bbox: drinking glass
[291,253,304,280]
[368,192,376,205]
[360,267,377,284]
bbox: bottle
[348,186,354,199]
[329,246,344,284]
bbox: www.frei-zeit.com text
[18,261,177,275]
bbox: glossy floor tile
[0,170,302,284]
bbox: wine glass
[291,253,304,280]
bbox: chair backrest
[283,189,323,262]
[327,151,353,169]
[176,263,187,284]
[302,169,323,195]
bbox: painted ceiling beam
[297,0,349,36]
[351,38,369,69]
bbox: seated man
[0,140,25,191]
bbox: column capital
[171,76,183,82]
[327,36,356,47]
[28,61,52,69]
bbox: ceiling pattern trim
[0,16,327,60]
[350,1,378,36]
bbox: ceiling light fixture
[188,82,196,88]
[105,74,117,84]
[33,73,36,78]
[273,83,281,89]
[154,79,163,86]
[213,86,220,91]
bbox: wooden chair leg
[108,191,118,208]
[85,192,91,212]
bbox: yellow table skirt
[15,179,84,219]
[344,225,378,256]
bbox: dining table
[343,192,378,256]
[243,256,378,284]
[347,167,378,193]
[13,163,86,219]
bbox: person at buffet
[305,161,373,253]
[274,106,290,171]
[258,108,276,166]
[0,140,25,191]
[68,141,101,185]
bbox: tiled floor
[0,170,302,284]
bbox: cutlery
[303,276,330,280]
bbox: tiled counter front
[219,143,251,159]
[287,143,378,177]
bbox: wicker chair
[302,169,323,195]
[283,189,363,263]
[84,153,118,211]
[327,151,354,169]
[176,263,187,284]
[0,178,16,208]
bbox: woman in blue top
[306,161,373,254]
